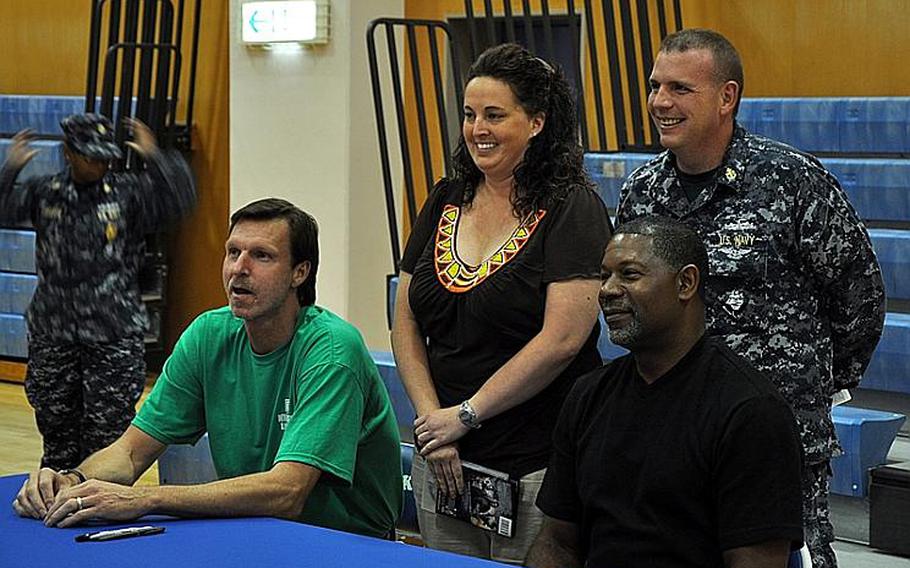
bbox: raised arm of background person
[723,540,791,568]
[795,165,886,391]
[525,516,582,568]
[391,271,464,496]
[0,129,41,225]
[414,276,601,454]
[12,424,166,520]
[124,118,197,233]
[43,452,321,527]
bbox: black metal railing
[367,2,683,275]
[85,0,202,154]
[461,0,682,152]
[100,43,181,164]
[367,18,465,273]
[83,0,203,366]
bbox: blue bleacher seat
[0,95,83,135]
[869,229,910,302]
[863,313,910,394]
[830,406,906,497]
[157,432,218,485]
[738,97,910,155]
[371,349,415,435]
[825,158,910,222]
[387,275,398,327]
[597,312,628,361]
[0,230,36,273]
[841,98,910,154]
[399,442,419,534]
[0,272,36,314]
[0,313,28,358]
[0,95,134,136]
[740,98,843,154]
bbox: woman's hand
[415,406,470,457]
[424,443,464,499]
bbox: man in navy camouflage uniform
[0,114,195,470]
[616,29,885,568]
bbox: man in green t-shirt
[13,198,403,538]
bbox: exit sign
[241,1,330,45]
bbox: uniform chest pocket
[706,237,770,333]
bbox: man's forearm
[46,461,323,528]
[143,464,320,520]
[78,440,147,485]
[76,426,167,485]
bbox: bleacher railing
[367,2,683,275]
[85,0,202,153]
[367,18,465,273]
[461,0,682,152]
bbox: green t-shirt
[133,305,402,537]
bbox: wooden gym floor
[0,380,157,484]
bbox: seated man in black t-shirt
[526,216,803,568]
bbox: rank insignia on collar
[725,167,737,182]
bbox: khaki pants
[411,454,546,565]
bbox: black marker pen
[75,525,165,542]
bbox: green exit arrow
[249,9,271,33]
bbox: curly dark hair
[452,43,591,217]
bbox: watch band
[58,468,87,483]
[458,400,482,429]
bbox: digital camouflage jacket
[0,149,196,343]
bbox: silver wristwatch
[458,400,482,429]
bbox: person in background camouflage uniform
[616,29,886,568]
[0,114,195,470]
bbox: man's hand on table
[43,480,151,527]
[12,468,81,520]
[13,469,151,527]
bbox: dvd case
[435,460,519,537]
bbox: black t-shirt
[537,336,804,567]
[676,166,718,203]
[400,178,612,477]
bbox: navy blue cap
[60,113,123,160]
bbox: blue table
[0,474,504,568]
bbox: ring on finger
[76,496,83,511]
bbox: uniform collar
[65,167,112,194]
[650,122,748,215]
[714,122,749,193]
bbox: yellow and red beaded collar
[434,204,546,293]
